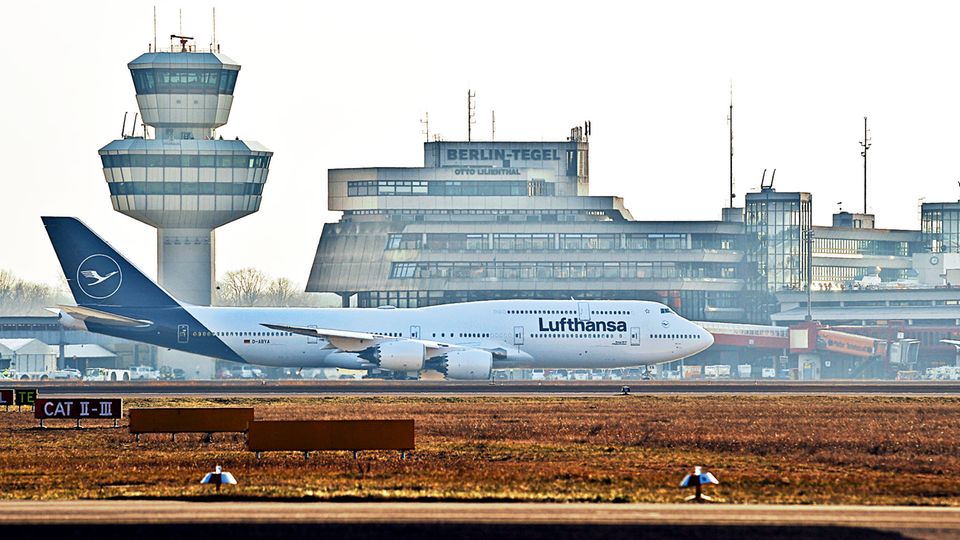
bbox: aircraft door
[177,324,189,344]
[410,325,420,339]
[578,302,591,321]
[513,326,524,346]
[630,327,641,346]
[307,325,318,344]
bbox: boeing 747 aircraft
[43,217,713,379]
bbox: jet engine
[442,349,493,380]
[374,340,426,371]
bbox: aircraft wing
[260,323,457,353]
[56,305,153,328]
[940,339,960,346]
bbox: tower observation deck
[98,47,272,305]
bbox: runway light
[680,466,719,502]
[201,465,237,492]
[620,385,631,395]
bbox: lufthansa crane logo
[76,254,122,300]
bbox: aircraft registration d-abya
[43,217,714,379]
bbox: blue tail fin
[42,216,180,309]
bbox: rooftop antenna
[171,34,194,53]
[467,89,476,142]
[120,112,129,138]
[212,7,216,51]
[420,112,429,142]
[491,110,496,141]
[152,6,157,52]
[728,81,735,207]
[131,112,139,137]
[860,116,871,213]
[585,120,591,141]
[760,168,776,190]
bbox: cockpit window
[660,308,672,314]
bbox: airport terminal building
[306,128,941,328]
[307,130,746,321]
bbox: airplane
[42,216,714,380]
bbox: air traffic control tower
[98,40,272,306]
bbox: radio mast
[860,116,871,213]
[467,90,476,142]
[727,83,734,208]
[420,112,429,142]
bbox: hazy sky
[4,1,960,286]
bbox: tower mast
[728,82,734,207]
[860,116,871,213]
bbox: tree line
[0,268,325,315]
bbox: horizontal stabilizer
[57,305,153,328]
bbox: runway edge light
[201,465,237,492]
[680,466,719,502]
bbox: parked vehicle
[158,366,186,380]
[48,368,82,380]
[84,368,131,381]
[129,365,159,380]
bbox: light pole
[805,229,814,321]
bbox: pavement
[13,380,960,397]
[0,501,955,539]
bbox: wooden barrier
[129,407,254,442]
[246,419,415,458]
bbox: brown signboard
[129,408,254,434]
[0,390,13,407]
[34,399,122,420]
[247,420,415,453]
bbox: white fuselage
[185,299,714,369]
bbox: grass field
[1,395,959,504]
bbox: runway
[0,501,954,539]
[12,380,960,397]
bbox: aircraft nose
[690,324,714,353]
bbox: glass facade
[389,261,739,281]
[744,190,812,322]
[745,191,812,293]
[812,237,911,257]
[384,232,741,252]
[130,68,239,95]
[101,154,270,169]
[922,203,960,253]
[347,180,553,197]
[107,182,264,196]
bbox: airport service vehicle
[129,365,159,380]
[12,368,82,381]
[84,368,131,381]
[42,217,714,380]
[48,368,82,380]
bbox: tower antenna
[491,110,496,141]
[152,6,157,52]
[728,81,735,207]
[420,112,429,142]
[860,116,871,213]
[467,90,476,142]
[212,7,216,51]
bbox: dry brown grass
[0,395,958,504]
